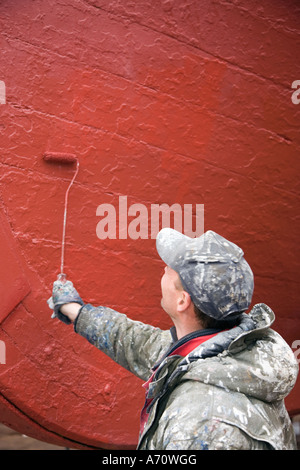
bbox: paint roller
[43,152,79,284]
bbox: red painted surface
[0,0,299,449]
[0,210,31,323]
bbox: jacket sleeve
[161,419,270,450]
[74,303,172,381]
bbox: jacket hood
[180,303,298,403]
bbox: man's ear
[177,290,192,312]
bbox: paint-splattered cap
[156,228,254,320]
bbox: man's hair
[193,304,238,330]
[174,272,239,329]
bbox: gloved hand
[47,278,84,324]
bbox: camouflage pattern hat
[156,228,254,320]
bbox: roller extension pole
[43,152,79,283]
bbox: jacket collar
[180,303,275,365]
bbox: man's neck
[173,320,203,340]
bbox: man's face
[160,265,182,318]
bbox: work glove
[47,277,84,325]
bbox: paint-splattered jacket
[74,303,298,450]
